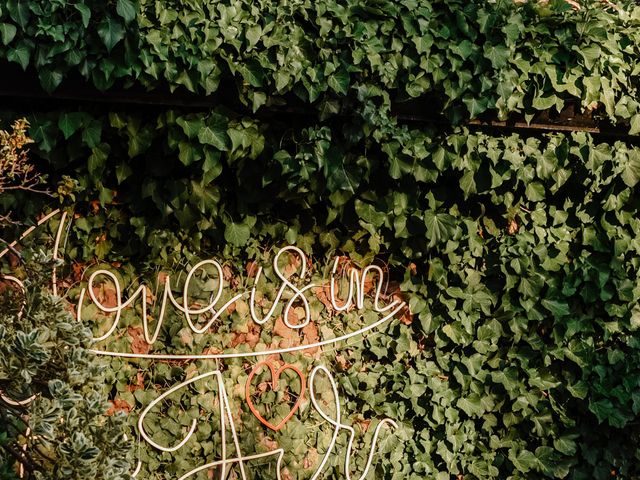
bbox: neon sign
[1,210,408,479]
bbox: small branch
[0,236,22,261]
[1,185,53,197]
[0,212,18,226]
[0,441,42,474]
[519,205,531,214]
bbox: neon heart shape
[245,361,306,432]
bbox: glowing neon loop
[249,246,315,329]
[86,302,404,360]
[309,366,397,480]
[51,211,67,297]
[134,369,281,480]
[330,259,396,314]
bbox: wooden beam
[0,62,637,141]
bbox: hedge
[0,0,639,130]
[1,0,640,479]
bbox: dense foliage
[0,254,133,479]
[0,0,639,131]
[1,0,640,479]
[1,104,639,478]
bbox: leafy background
[1,0,640,478]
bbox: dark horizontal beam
[0,62,637,141]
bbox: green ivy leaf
[116,0,137,23]
[88,144,110,179]
[98,17,126,52]
[74,4,91,28]
[577,44,601,70]
[525,181,545,201]
[457,394,484,417]
[460,170,476,197]
[600,77,615,118]
[541,298,570,317]
[510,449,538,473]
[115,162,133,183]
[176,116,205,139]
[39,70,64,93]
[355,200,385,227]
[82,120,103,148]
[553,436,577,456]
[243,60,265,88]
[198,114,229,151]
[462,95,489,118]
[630,114,640,136]
[621,150,640,187]
[484,44,510,68]
[246,25,262,47]
[58,112,85,139]
[224,221,251,247]
[536,149,557,179]
[7,0,30,29]
[0,23,17,45]
[424,211,456,247]
[532,94,557,110]
[178,141,200,166]
[327,68,350,96]
[7,44,30,70]
[202,148,222,183]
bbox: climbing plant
[0,0,639,131]
[0,100,638,477]
[1,0,640,478]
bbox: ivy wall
[1,0,640,478]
